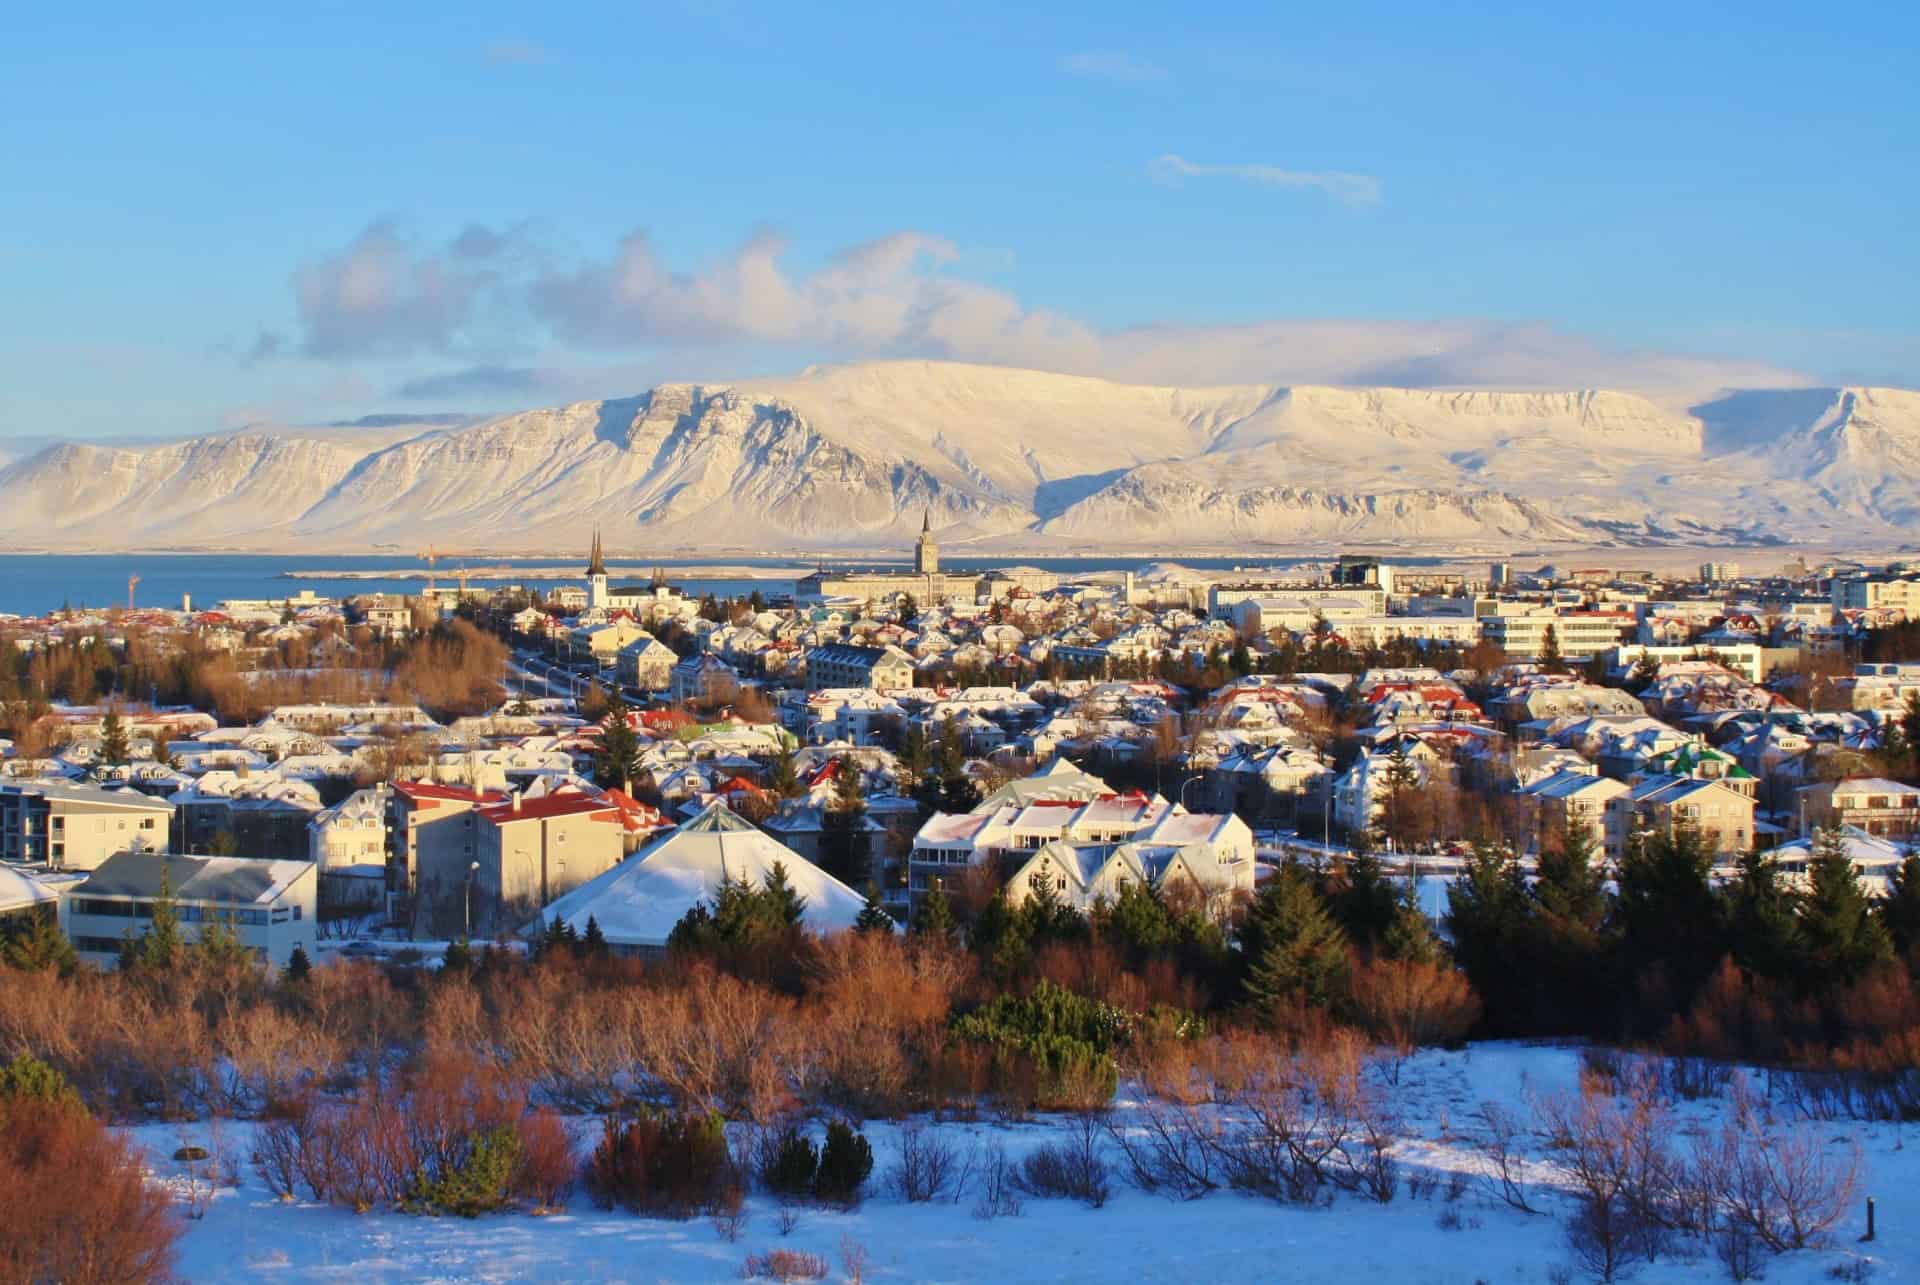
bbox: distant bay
[0,552,1374,617]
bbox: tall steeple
[913,508,939,577]
[586,529,609,610]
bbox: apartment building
[1483,610,1636,660]
[413,791,625,938]
[0,781,173,870]
[1796,778,1920,842]
[61,851,316,970]
[804,642,917,692]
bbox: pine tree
[1238,864,1351,1014]
[1630,652,1663,692]
[1382,882,1440,966]
[1,907,77,976]
[137,865,184,970]
[763,861,808,926]
[1723,849,1804,983]
[1611,822,1724,1029]
[854,882,893,934]
[768,745,800,798]
[1800,823,1893,989]
[818,758,870,887]
[593,699,642,794]
[1879,852,1920,965]
[910,881,958,946]
[1539,624,1567,675]
[1534,818,1608,929]
[1330,850,1401,951]
[1446,838,1534,1029]
[194,911,254,967]
[898,722,931,796]
[1103,877,1175,960]
[98,707,130,767]
[581,914,608,957]
[1904,692,1920,765]
[283,944,313,983]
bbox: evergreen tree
[817,758,870,887]
[1533,818,1609,929]
[581,914,608,957]
[1630,652,1663,692]
[1,907,77,976]
[1382,883,1440,966]
[137,865,184,970]
[1723,849,1804,983]
[768,744,800,798]
[910,881,958,946]
[442,937,475,973]
[1904,692,1920,766]
[1102,877,1175,960]
[194,911,254,967]
[283,944,313,983]
[1581,650,1611,686]
[1539,624,1567,675]
[98,707,130,767]
[1610,823,1724,1030]
[1446,838,1533,1029]
[854,882,893,934]
[969,888,1030,979]
[1879,852,1920,965]
[763,861,808,926]
[898,722,931,795]
[1330,849,1401,951]
[592,698,642,794]
[1800,823,1893,989]
[1238,864,1351,1014]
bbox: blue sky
[2,0,1916,441]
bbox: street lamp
[1179,775,1203,812]
[464,860,479,940]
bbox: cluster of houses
[3,542,1920,970]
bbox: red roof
[478,794,620,824]
[395,781,507,809]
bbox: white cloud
[1150,153,1384,207]
[277,220,1814,406]
[1062,50,1167,83]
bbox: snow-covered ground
[136,1043,1899,1283]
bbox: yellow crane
[127,574,141,611]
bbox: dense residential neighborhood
[0,540,1916,963]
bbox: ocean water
[0,551,1436,617]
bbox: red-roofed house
[387,781,508,922]
[413,790,626,938]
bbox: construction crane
[127,574,141,611]
[417,547,439,595]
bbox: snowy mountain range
[3,361,1918,553]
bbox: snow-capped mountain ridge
[1,362,1915,551]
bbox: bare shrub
[712,1204,749,1242]
[1471,1101,1543,1215]
[511,1107,577,1212]
[634,965,803,1122]
[254,1113,302,1200]
[1105,1099,1218,1200]
[1012,1115,1111,1208]
[741,1248,829,1282]
[776,1203,800,1236]
[838,1233,871,1285]
[887,1122,964,1203]
[0,1095,180,1283]
[1348,958,1481,1076]
[971,1142,1024,1220]
[1708,1081,1860,1253]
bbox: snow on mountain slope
[0,362,1916,551]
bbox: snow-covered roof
[525,801,866,948]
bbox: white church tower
[586,529,609,610]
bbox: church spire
[921,507,931,534]
[587,529,607,578]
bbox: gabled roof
[525,801,865,947]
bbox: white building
[61,851,316,970]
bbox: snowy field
[136,1043,1901,1284]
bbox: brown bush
[741,1248,829,1281]
[1347,958,1481,1068]
[584,1108,741,1217]
[635,965,803,1121]
[807,934,969,1116]
[512,1107,578,1212]
[0,1096,180,1283]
